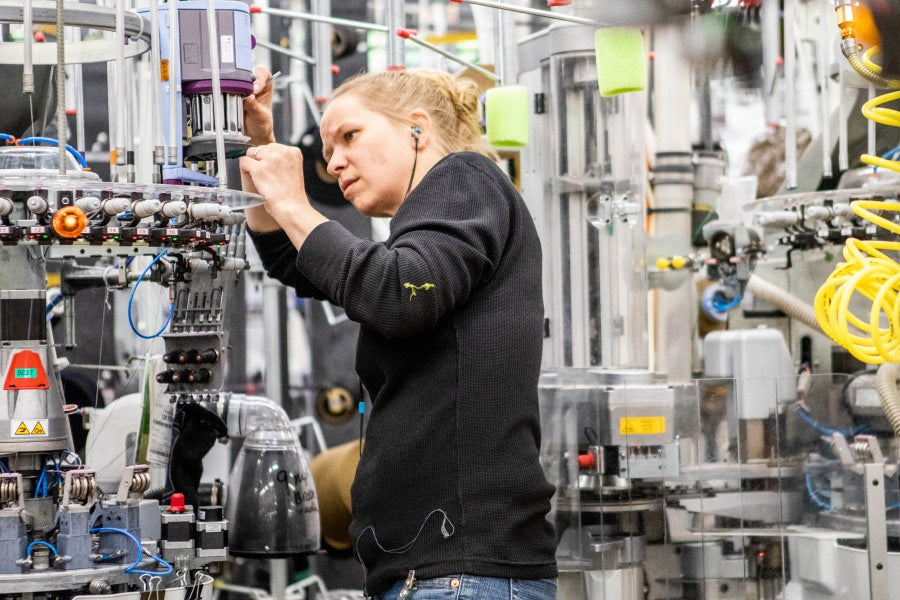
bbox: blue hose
[795,405,870,437]
[127,249,174,340]
[90,527,173,576]
[17,136,87,169]
[806,473,832,511]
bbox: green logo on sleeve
[403,282,435,301]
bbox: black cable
[404,136,419,199]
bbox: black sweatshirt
[249,152,557,594]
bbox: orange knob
[52,206,88,239]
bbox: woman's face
[320,94,415,217]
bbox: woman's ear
[409,110,431,149]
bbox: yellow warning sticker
[11,420,48,437]
[620,416,666,436]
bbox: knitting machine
[0,1,318,598]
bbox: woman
[241,66,558,599]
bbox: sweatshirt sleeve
[297,155,512,338]
[247,228,329,300]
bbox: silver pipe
[255,38,315,65]
[149,0,164,165]
[399,31,499,81]
[259,5,388,32]
[458,0,599,27]
[205,0,228,189]
[386,0,405,68]
[311,0,332,100]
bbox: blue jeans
[374,575,557,600]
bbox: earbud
[411,126,421,140]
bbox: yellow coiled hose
[858,47,900,172]
[815,37,900,363]
[815,200,900,364]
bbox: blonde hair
[329,69,497,160]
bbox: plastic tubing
[747,273,823,333]
[875,362,900,437]
[17,137,87,169]
[221,394,292,438]
[149,0,164,164]
[26,540,58,558]
[840,39,898,88]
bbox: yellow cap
[655,257,670,270]
[671,256,688,270]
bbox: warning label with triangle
[10,420,48,437]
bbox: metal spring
[68,475,97,501]
[851,441,874,461]
[0,479,17,503]
[129,472,150,494]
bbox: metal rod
[819,0,832,179]
[167,1,179,164]
[300,81,322,126]
[206,0,228,189]
[864,463,889,600]
[784,0,797,190]
[256,5,389,32]
[398,30,499,81]
[125,56,136,182]
[74,63,85,156]
[760,0,779,125]
[115,0,126,172]
[454,0,599,27]
[23,0,34,94]
[149,0,164,165]
[493,4,516,86]
[839,69,849,170]
[56,0,66,176]
[255,38,316,65]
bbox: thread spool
[485,84,529,148]
[595,27,647,97]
